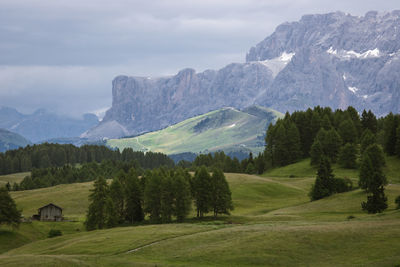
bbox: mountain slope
[0,107,99,143]
[107,106,282,155]
[0,129,31,152]
[87,10,400,139]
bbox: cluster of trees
[190,151,265,175]
[85,166,233,230]
[13,154,175,191]
[264,106,400,170]
[0,143,174,175]
[0,187,21,228]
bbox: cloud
[0,0,399,115]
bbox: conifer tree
[144,171,162,223]
[210,169,233,217]
[310,139,323,166]
[0,187,21,228]
[109,176,125,223]
[192,166,212,218]
[338,120,357,144]
[173,170,192,222]
[360,129,377,155]
[125,168,144,223]
[359,144,388,213]
[309,156,335,201]
[396,126,400,157]
[160,174,174,223]
[85,177,109,230]
[338,143,358,169]
[286,122,302,163]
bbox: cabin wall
[39,206,63,221]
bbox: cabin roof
[38,203,63,211]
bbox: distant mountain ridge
[85,10,400,139]
[0,107,99,143]
[106,106,283,155]
[0,128,31,152]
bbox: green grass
[1,165,400,266]
[107,106,282,155]
[0,172,30,186]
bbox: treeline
[14,160,142,191]
[184,151,265,175]
[264,106,400,169]
[0,143,174,175]
[85,166,233,230]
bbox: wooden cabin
[33,203,63,221]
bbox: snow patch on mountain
[258,52,295,77]
[327,47,381,59]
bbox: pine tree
[85,177,110,230]
[397,125,400,157]
[338,143,358,169]
[309,156,335,201]
[105,196,119,228]
[383,113,398,156]
[359,145,388,213]
[361,110,378,134]
[144,171,162,223]
[109,176,125,223]
[0,187,21,228]
[360,129,376,155]
[160,174,174,223]
[125,169,144,223]
[192,166,212,218]
[310,139,323,166]
[338,120,357,144]
[210,169,233,217]
[173,170,192,222]
[286,122,302,163]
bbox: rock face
[88,10,400,139]
[0,107,99,143]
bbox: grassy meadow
[107,106,282,155]
[1,158,400,266]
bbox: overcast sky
[1,0,399,118]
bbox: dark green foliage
[310,140,323,166]
[245,162,256,174]
[48,229,62,238]
[383,113,400,156]
[312,128,342,163]
[173,170,192,222]
[362,186,388,213]
[192,166,213,218]
[254,153,266,174]
[109,175,125,223]
[0,143,174,175]
[338,120,357,144]
[338,143,358,169]
[309,157,335,201]
[124,169,144,223]
[210,169,233,217]
[333,177,353,193]
[105,196,119,228]
[395,195,400,209]
[361,110,378,134]
[144,171,163,223]
[85,177,109,231]
[265,120,302,167]
[360,129,377,155]
[359,144,388,214]
[0,187,21,228]
[160,174,175,223]
[396,126,400,157]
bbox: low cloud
[0,0,399,115]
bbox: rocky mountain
[86,10,400,139]
[106,106,282,156]
[0,128,31,152]
[0,107,99,143]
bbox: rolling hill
[1,165,400,266]
[0,129,31,153]
[107,106,282,156]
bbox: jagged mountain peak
[86,10,400,140]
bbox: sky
[1,0,399,118]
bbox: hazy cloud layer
[1,0,399,116]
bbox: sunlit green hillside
[107,106,283,155]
